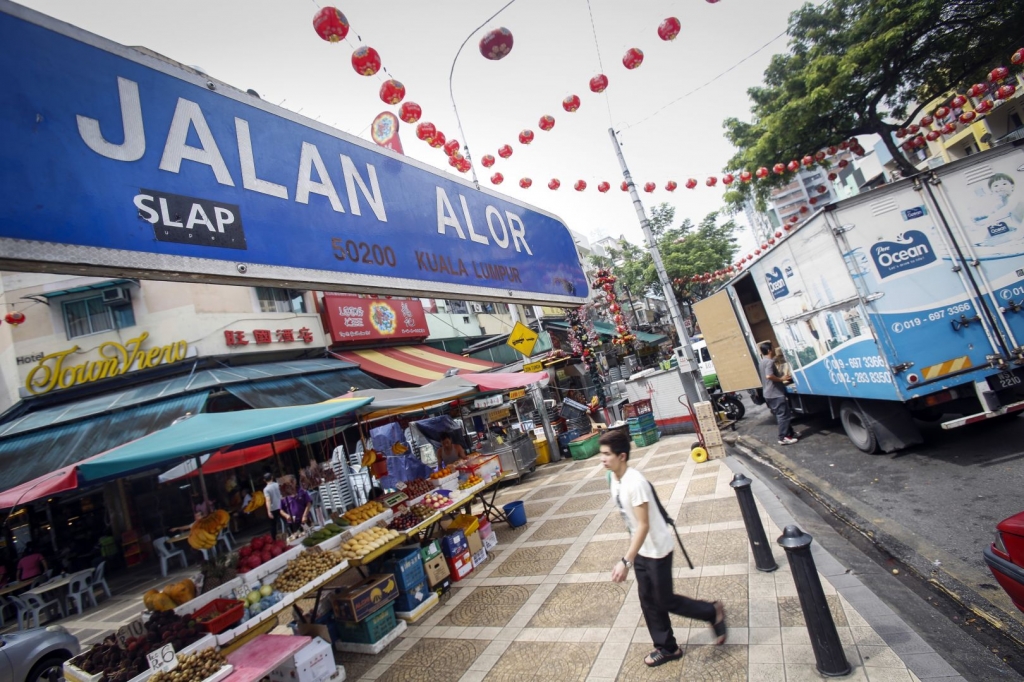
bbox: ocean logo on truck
[870,230,936,279]
[765,267,790,299]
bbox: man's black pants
[269,509,282,539]
[635,552,716,652]
[765,395,794,440]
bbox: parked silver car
[0,626,79,682]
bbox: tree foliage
[723,0,1024,208]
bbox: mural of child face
[990,176,1015,200]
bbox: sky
[16,0,810,255]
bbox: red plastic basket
[623,399,653,419]
[193,598,245,634]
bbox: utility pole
[608,128,709,403]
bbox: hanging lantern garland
[592,269,636,347]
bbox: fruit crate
[568,433,601,460]
[631,429,661,448]
[336,602,397,644]
[623,399,653,420]
[431,473,458,490]
[193,598,245,634]
[379,546,426,593]
[627,414,657,433]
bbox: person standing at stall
[16,543,48,582]
[263,471,283,539]
[437,434,469,467]
[280,479,312,533]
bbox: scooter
[709,385,745,421]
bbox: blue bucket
[502,501,527,528]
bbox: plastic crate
[193,598,245,634]
[623,399,653,420]
[627,414,657,433]
[568,433,601,460]
[336,602,397,644]
[393,578,431,612]
[631,429,661,448]
[379,546,425,593]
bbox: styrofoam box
[238,544,304,583]
[269,637,335,682]
[431,474,458,490]
[173,577,244,617]
[65,634,217,682]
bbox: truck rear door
[692,288,762,391]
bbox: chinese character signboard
[323,295,429,344]
[224,327,315,347]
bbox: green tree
[723,0,1024,207]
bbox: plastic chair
[87,561,112,602]
[9,592,63,629]
[65,570,97,615]
[0,595,14,628]
[153,537,187,577]
[217,529,234,553]
[28,569,53,589]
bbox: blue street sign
[0,2,589,305]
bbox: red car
[984,511,1024,612]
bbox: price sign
[147,644,178,673]
[508,389,526,400]
[115,618,145,649]
[523,361,544,374]
[233,584,253,602]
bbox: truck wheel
[839,401,879,454]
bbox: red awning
[158,438,302,482]
[332,346,499,386]
[0,465,80,510]
[458,372,549,392]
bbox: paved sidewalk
[338,435,963,681]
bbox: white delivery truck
[694,142,1024,452]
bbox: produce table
[222,634,310,682]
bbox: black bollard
[778,525,851,677]
[729,473,778,572]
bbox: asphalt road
[724,394,1024,674]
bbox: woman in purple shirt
[280,487,312,532]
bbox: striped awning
[333,345,500,386]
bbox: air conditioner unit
[101,287,130,305]
[470,303,484,313]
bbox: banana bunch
[188,509,230,550]
[390,442,409,455]
[243,490,265,514]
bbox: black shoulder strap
[645,478,695,570]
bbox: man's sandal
[712,601,727,645]
[644,648,683,667]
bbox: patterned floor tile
[524,500,555,518]
[597,512,626,535]
[674,531,708,567]
[377,638,490,681]
[492,544,570,577]
[554,492,609,514]
[615,642,684,681]
[686,477,718,497]
[577,478,612,495]
[693,461,721,474]
[680,644,748,681]
[653,482,676,501]
[569,539,627,573]
[645,466,685,483]
[484,641,600,682]
[439,585,536,627]
[702,529,748,566]
[556,468,601,482]
[529,483,577,501]
[676,498,742,527]
[777,594,848,627]
[529,514,597,541]
[528,582,630,628]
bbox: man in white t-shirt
[600,430,726,668]
[263,471,283,539]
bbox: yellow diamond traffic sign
[506,321,539,358]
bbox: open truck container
[694,142,1024,452]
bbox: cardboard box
[693,401,715,420]
[482,532,498,551]
[471,548,487,568]
[465,529,483,557]
[707,443,726,460]
[420,539,441,563]
[702,429,723,447]
[446,550,473,582]
[424,553,450,587]
[330,574,398,622]
[431,576,452,597]
[441,529,468,559]
[270,636,334,682]
[394,578,431,613]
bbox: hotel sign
[24,332,188,395]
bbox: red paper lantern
[415,121,436,141]
[754,249,761,256]
[976,100,994,114]
[479,27,514,61]
[598,181,610,193]
[644,182,656,193]
[951,95,967,109]
[589,74,609,93]
[896,128,907,139]
[787,160,800,172]
[706,176,718,187]
[827,146,838,155]
[920,115,934,127]
[519,177,532,188]
[790,215,799,223]
[549,178,561,190]
[802,155,814,167]
[665,180,678,191]
[430,131,445,148]
[518,129,534,145]
[908,124,921,135]
[481,154,495,168]
[685,178,697,189]
[490,172,504,185]
[443,139,460,157]
[926,130,941,141]
[773,163,786,175]
[839,141,850,150]
[1013,48,1024,66]
[563,95,581,112]
[959,110,977,124]
[622,47,644,70]
[828,172,838,181]
[313,7,349,43]
[740,170,752,183]
[621,181,629,191]
[756,167,768,179]
[351,46,382,76]
[4,311,25,326]
[574,180,587,191]
[968,83,988,98]
[799,206,809,214]
[456,158,471,173]
[809,197,818,205]
[989,66,1010,83]
[838,159,849,168]
[657,17,681,41]
[934,106,950,119]
[817,185,827,194]
[398,101,421,124]
[997,84,1017,100]
[498,144,513,159]
[768,239,775,246]
[448,155,459,168]
[722,174,734,185]
[815,151,826,162]
[775,231,783,238]
[848,137,859,147]
[379,79,405,105]
[538,115,556,132]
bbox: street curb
[722,450,967,682]
[731,434,1024,653]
